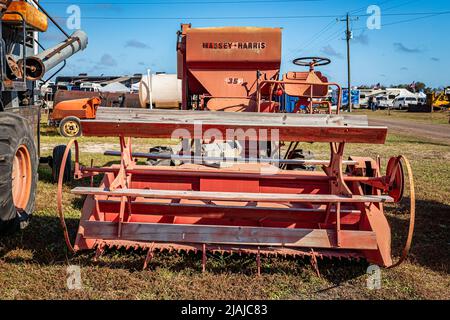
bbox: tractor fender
[50,97,101,121]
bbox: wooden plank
[72,187,394,203]
[95,108,370,127]
[81,120,387,144]
[81,108,387,143]
[82,221,378,250]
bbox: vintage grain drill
[57,24,415,273]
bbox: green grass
[0,113,449,300]
[353,108,450,125]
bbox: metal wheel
[11,145,32,210]
[386,157,405,203]
[0,112,38,234]
[293,56,331,68]
[59,117,82,137]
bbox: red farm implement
[56,109,415,273]
[55,24,415,273]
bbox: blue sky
[39,0,450,88]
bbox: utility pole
[339,13,358,112]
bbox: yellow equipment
[427,88,450,110]
[2,0,48,32]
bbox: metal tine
[256,248,261,276]
[202,244,207,273]
[93,244,105,262]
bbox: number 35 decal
[225,77,243,85]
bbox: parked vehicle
[359,89,385,108]
[49,97,101,137]
[375,95,392,109]
[80,82,102,92]
[393,96,418,110]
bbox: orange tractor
[49,97,101,137]
[56,24,415,274]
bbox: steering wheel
[293,57,331,68]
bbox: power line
[352,10,450,30]
[382,11,449,27]
[44,0,324,5]
[319,27,345,46]
[52,11,450,20]
[383,0,420,12]
[349,0,393,15]
[351,0,443,30]
[297,19,337,52]
[293,1,383,56]
[303,24,342,53]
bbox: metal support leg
[325,142,352,196]
[336,202,341,247]
[110,136,134,191]
[117,196,126,238]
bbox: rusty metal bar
[82,221,379,250]
[104,150,359,166]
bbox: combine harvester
[57,24,415,274]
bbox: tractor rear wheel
[0,113,38,234]
[59,116,82,137]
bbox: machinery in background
[45,73,183,111]
[176,24,340,113]
[426,88,450,110]
[49,97,101,137]
[138,73,182,109]
[409,87,450,112]
[0,0,88,234]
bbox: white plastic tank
[139,73,182,109]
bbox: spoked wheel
[293,56,331,70]
[11,145,32,210]
[386,156,405,202]
[387,156,415,268]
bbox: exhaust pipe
[20,30,88,81]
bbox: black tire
[51,145,72,183]
[286,149,316,171]
[0,112,38,235]
[59,116,82,137]
[146,146,174,166]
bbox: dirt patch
[370,118,450,144]
[40,142,160,154]
[40,142,118,154]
